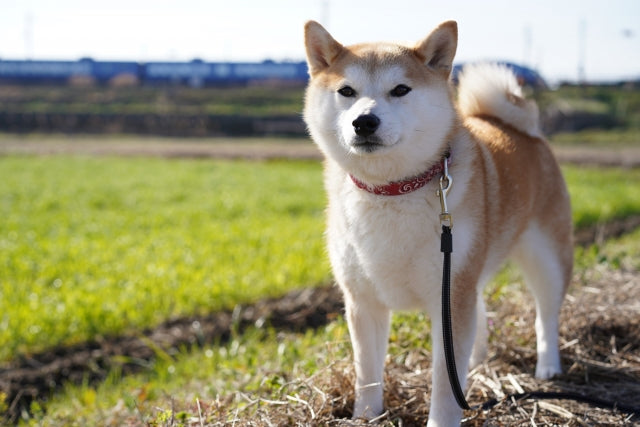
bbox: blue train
[0,58,310,86]
[0,57,546,88]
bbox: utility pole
[24,12,34,59]
[321,0,330,29]
[523,24,532,67]
[578,19,586,84]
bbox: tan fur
[464,115,573,287]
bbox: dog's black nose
[352,114,380,137]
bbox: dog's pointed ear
[304,21,344,76]
[414,21,458,77]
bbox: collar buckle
[437,156,453,228]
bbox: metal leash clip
[437,159,453,228]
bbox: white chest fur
[326,176,473,312]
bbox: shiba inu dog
[303,20,573,426]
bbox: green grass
[1,154,639,425]
[2,158,640,365]
[564,166,640,228]
[21,229,640,426]
[0,156,328,361]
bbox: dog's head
[303,21,458,184]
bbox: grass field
[21,228,640,426]
[2,156,640,363]
[563,166,640,228]
[1,154,639,424]
[0,156,329,361]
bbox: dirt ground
[2,136,640,167]
[212,267,640,426]
[0,137,323,161]
[1,138,639,424]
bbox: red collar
[350,157,450,196]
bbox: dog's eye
[337,86,356,97]
[390,84,412,97]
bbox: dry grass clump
[197,268,639,426]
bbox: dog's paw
[352,402,383,420]
[535,363,561,379]
[535,349,562,379]
[352,387,384,420]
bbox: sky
[1,0,638,83]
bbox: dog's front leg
[427,297,476,427]
[344,293,390,419]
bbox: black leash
[437,161,640,418]
[437,157,470,411]
[440,224,470,410]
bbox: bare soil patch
[553,145,640,169]
[2,136,640,167]
[0,137,322,160]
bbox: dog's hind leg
[469,291,488,367]
[470,266,505,368]
[343,292,390,419]
[512,223,572,379]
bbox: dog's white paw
[352,401,383,420]
[535,347,562,379]
[352,385,384,420]
[535,362,562,379]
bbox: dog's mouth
[350,137,386,153]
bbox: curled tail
[457,63,542,138]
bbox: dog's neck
[349,155,451,196]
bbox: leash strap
[437,154,470,408]
[440,225,471,410]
